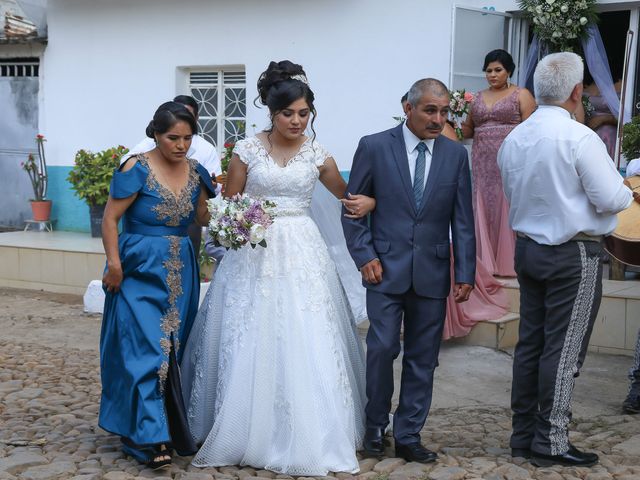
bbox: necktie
[413,142,428,206]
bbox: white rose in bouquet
[217,230,231,248]
[249,224,266,244]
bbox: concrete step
[497,277,520,314]
[448,312,520,350]
[492,276,640,357]
[0,231,105,295]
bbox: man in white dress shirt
[124,95,223,259]
[498,52,632,468]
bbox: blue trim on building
[48,166,90,232]
[46,168,351,233]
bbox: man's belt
[516,232,603,243]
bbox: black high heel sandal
[147,445,172,470]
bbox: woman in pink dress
[462,49,536,277]
[440,121,510,339]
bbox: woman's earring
[507,79,511,89]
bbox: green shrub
[67,146,129,206]
[622,116,640,161]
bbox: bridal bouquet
[449,89,474,141]
[207,194,276,250]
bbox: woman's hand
[341,193,376,218]
[215,172,227,186]
[587,114,617,130]
[103,263,123,293]
[102,193,137,296]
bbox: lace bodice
[233,137,331,215]
[471,88,522,132]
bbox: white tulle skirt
[181,214,366,475]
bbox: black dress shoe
[511,448,531,459]
[531,444,598,467]
[395,442,437,464]
[362,427,385,458]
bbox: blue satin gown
[98,154,214,460]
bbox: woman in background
[462,49,536,277]
[583,68,622,159]
[440,119,509,339]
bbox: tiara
[290,74,309,85]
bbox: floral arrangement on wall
[518,0,598,52]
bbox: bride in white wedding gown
[181,61,373,475]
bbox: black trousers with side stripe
[510,236,603,456]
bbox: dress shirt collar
[402,122,435,155]
[536,105,572,118]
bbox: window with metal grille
[0,58,39,77]
[189,69,246,150]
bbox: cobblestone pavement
[1,287,640,480]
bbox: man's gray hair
[533,52,584,105]
[407,78,449,106]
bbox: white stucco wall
[41,0,521,169]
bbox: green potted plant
[67,145,129,237]
[622,115,640,163]
[21,134,51,221]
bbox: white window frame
[450,5,514,92]
[183,67,247,152]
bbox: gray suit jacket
[342,124,476,298]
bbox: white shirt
[498,106,632,245]
[403,122,434,189]
[123,135,221,177]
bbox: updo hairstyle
[256,60,317,140]
[482,49,516,77]
[145,101,198,139]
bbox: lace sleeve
[232,139,253,167]
[311,142,332,167]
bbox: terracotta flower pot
[30,200,52,221]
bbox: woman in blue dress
[99,101,215,468]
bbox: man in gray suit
[342,78,476,463]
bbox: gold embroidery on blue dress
[134,154,199,390]
[157,236,185,392]
[139,155,200,226]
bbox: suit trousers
[365,288,446,445]
[510,236,603,456]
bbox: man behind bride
[342,78,476,463]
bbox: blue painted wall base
[47,166,91,232]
